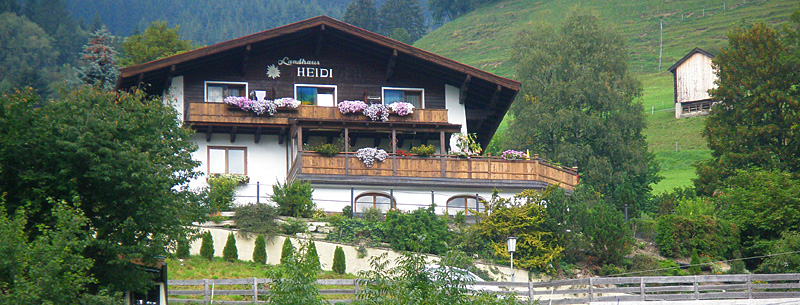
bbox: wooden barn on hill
[668,47,717,118]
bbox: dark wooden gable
[117,16,520,148]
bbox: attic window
[205,81,248,102]
[382,87,424,108]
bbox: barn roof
[116,16,520,147]
[668,47,715,73]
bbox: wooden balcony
[290,152,578,191]
[185,102,450,127]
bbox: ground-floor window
[446,195,481,215]
[355,192,394,213]
[208,146,247,175]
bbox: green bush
[629,214,657,242]
[756,231,800,273]
[658,260,689,276]
[325,218,386,245]
[200,232,214,261]
[253,234,267,264]
[332,246,346,274]
[272,180,315,218]
[232,203,279,235]
[280,237,294,265]
[655,214,739,258]
[689,249,701,275]
[306,241,321,271]
[342,205,353,218]
[282,217,308,235]
[206,174,242,212]
[362,206,383,222]
[267,241,326,305]
[176,237,190,259]
[384,205,450,254]
[409,144,436,156]
[223,232,238,262]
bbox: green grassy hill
[415,0,797,193]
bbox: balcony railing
[289,152,578,190]
[185,102,450,126]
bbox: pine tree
[200,232,214,261]
[332,246,346,275]
[76,27,119,90]
[176,238,190,259]
[379,0,425,42]
[343,0,379,33]
[280,237,294,265]
[222,232,238,262]
[306,241,320,271]
[253,234,267,265]
[689,249,701,275]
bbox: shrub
[362,206,383,222]
[384,205,450,255]
[306,241,321,271]
[282,217,308,235]
[253,234,267,264]
[409,144,436,156]
[325,218,386,245]
[280,237,294,265]
[342,205,353,218]
[176,237,190,259]
[205,174,242,212]
[200,232,214,261]
[272,180,315,218]
[756,231,800,273]
[223,232,238,262]
[655,214,739,258]
[267,241,326,305]
[689,249,701,275]
[332,246,346,274]
[233,203,279,235]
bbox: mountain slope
[415,0,797,193]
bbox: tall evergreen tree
[0,0,18,13]
[252,234,267,264]
[332,246,346,274]
[507,12,659,213]
[222,232,238,262]
[0,12,56,94]
[379,0,425,42]
[280,237,294,265]
[343,0,379,33]
[695,21,800,195]
[76,27,119,91]
[306,241,321,270]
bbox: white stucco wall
[189,133,288,206]
[445,84,468,133]
[165,76,184,123]
[189,227,533,282]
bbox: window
[208,147,247,175]
[383,87,424,108]
[447,195,482,215]
[295,84,337,106]
[205,81,248,102]
[355,192,394,213]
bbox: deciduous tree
[508,12,659,213]
[119,20,193,67]
[696,21,800,195]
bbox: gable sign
[266,56,333,79]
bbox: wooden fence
[168,273,800,304]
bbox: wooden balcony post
[534,154,540,181]
[392,129,397,176]
[297,126,304,174]
[440,131,446,178]
[345,128,349,175]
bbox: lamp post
[507,236,517,282]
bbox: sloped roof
[116,16,520,148]
[667,47,715,73]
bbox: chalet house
[668,47,717,118]
[116,16,577,215]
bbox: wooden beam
[314,25,326,56]
[230,126,237,143]
[385,49,398,82]
[459,75,471,104]
[487,85,502,110]
[137,73,145,88]
[254,127,262,144]
[240,44,251,77]
[205,126,213,142]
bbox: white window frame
[294,84,338,106]
[204,81,249,102]
[207,146,248,175]
[382,87,425,108]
